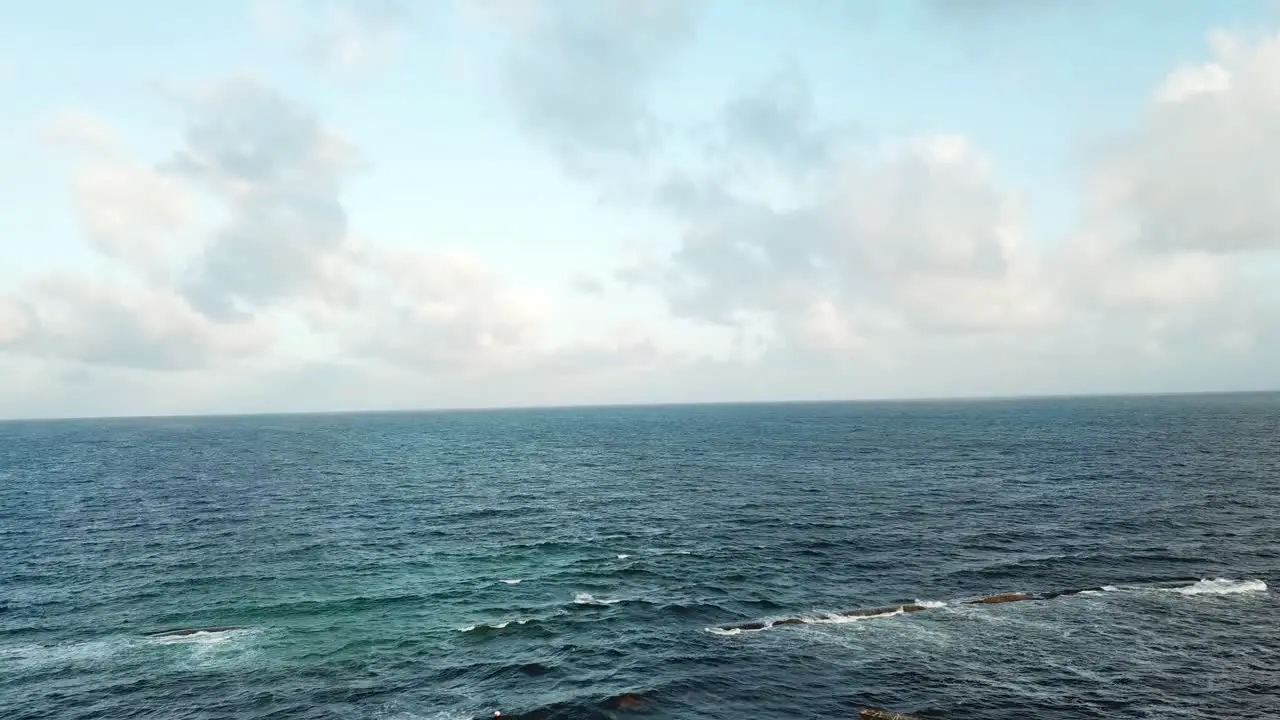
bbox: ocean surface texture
[2,394,1278,720]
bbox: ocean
[1,393,1277,719]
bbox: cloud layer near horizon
[2,0,1279,417]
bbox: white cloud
[313,246,551,373]
[43,110,121,155]
[1090,31,1280,256]
[168,76,362,319]
[254,0,412,73]
[456,0,540,30]
[69,161,198,279]
[627,133,1060,356]
[9,78,569,381]
[1059,29,1280,363]
[1,275,271,370]
[491,0,697,179]
[619,29,1280,371]
[6,20,1280,416]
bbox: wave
[572,592,622,606]
[1,626,260,670]
[1164,578,1267,595]
[237,592,428,619]
[707,577,1268,635]
[147,627,250,645]
[0,636,136,669]
[457,618,536,633]
[500,579,522,585]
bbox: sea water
[2,394,1277,718]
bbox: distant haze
[2,0,1279,419]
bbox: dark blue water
[2,394,1278,719]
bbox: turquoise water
[2,395,1278,719]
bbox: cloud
[254,0,412,73]
[714,64,852,180]
[42,110,201,280]
[1088,30,1280,257]
[69,161,199,279]
[626,133,1059,356]
[649,64,859,220]
[492,0,697,178]
[311,246,550,373]
[1062,29,1280,358]
[43,110,121,155]
[8,78,554,377]
[456,0,540,29]
[621,28,1280,369]
[568,272,606,297]
[168,76,361,319]
[0,275,271,370]
[921,0,1082,22]
[7,18,1280,415]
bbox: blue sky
[2,0,1279,418]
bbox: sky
[2,0,1280,419]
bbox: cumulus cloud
[623,28,1280,368]
[714,64,854,180]
[169,76,361,319]
[6,17,1280,413]
[7,76,554,377]
[1065,29,1280,358]
[69,161,199,279]
[923,0,1078,19]
[254,0,413,72]
[43,110,120,155]
[0,276,271,370]
[1090,31,1280,257]
[41,110,202,280]
[312,247,550,373]
[489,0,696,178]
[625,133,1058,356]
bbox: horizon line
[2,387,1276,424]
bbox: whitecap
[0,637,135,669]
[573,592,622,606]
[458,618,532,633]
[151,628,245,645]
[914,599,947,608]
[616,554,632,560]
[810,608,905,624]
[501,579,522,585]
[1168,578,1267,596]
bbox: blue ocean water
[1,394,1277,719]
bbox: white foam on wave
[374,710,474,720]
[616,554,632,560]
[501,579,522,585]
[0,636,134,669]
[573,592,622,606]
[3,627,258,671]
[1168,578,1267,596]
[151,628,247,646]
[705,606,918,636]
[914,599,947,609]
[810,608,905,624]
[458,618,532,632]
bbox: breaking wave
[707,578,1269,635]
[1165,578,1267,595]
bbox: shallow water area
[2,394,1278,719]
